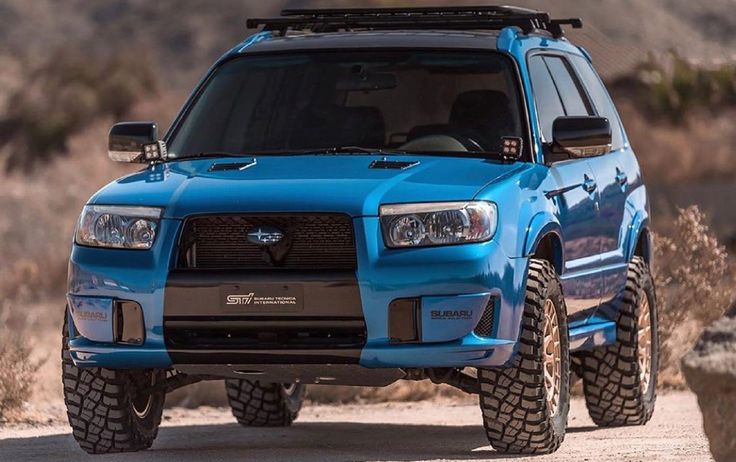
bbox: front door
[528,52,606,316]
[548,160,603,314]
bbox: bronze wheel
[543,298,562,415]
[637,290,652,393]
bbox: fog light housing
[388,298,421,344]
[114,300,145,345]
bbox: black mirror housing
[108,122,163,163]
[549,116,612,162]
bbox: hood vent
[369,159,420,170]
[209,159,257,172]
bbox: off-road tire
[225,379,305,426]
[478,259,570,454]
[579,256,658,426]
[61,310,165,454]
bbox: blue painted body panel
[67,295,115,343]
[421,293,492,343]
[67,27,650,372]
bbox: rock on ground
[682,304,736,462]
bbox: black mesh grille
[474,297,495,337]
[177,214,356,270]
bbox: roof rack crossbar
[280,5,546,18]
[246,6,581,38]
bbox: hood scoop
[209,158,257,172]
[369,159,420,170]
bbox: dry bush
[0,306,38,422]
[0,121,136,303]
[618,102,736,183]
[654,205,734,386]
[610,55,736,184]
[612,52,736,123]
[0,48,157,172]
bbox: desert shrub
[612,52,736,123]
[0,336,37,422]
[654,205,734,385]
[0,49,157,172]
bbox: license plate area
[221,284,304,313]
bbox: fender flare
[522,211,564,271]
[624,210,651,263]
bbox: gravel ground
[0,391,711,462]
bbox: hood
[91,155,526,219]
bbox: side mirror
[548,116,611,163]
[108,122,166,163]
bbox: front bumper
[67,217,527,371]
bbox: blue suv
[63,6,657,455]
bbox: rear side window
[570,55,625,150]
[528,55,565,142]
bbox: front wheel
[61,310,165,454]
[478,259,570,454]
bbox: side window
[528,55,565,142]
[569,54,625,150]
[543,56,593,116]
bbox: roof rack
[246,6,582,39]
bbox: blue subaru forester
[63,6,658,455]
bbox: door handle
[615,168,628,186]
[582,175,597,194]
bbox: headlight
[75,205,163,250]
[380,201,497,248]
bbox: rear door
[528,53,602,316]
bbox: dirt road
[0,391,711,462]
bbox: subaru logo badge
[247,226,284,246]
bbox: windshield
[167,50,525,158]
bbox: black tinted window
[168,51,524,158]
[528,55,565,142]
[570,55,625,150]
[543,56,593,116]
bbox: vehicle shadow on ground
[0,421,569,461]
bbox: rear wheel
[478,259,570,454]
[61,310,165,454]
[579,256,658,426]
[225,379,305,427]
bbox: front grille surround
[176,213,357,270]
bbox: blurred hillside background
[1,0,735,420]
